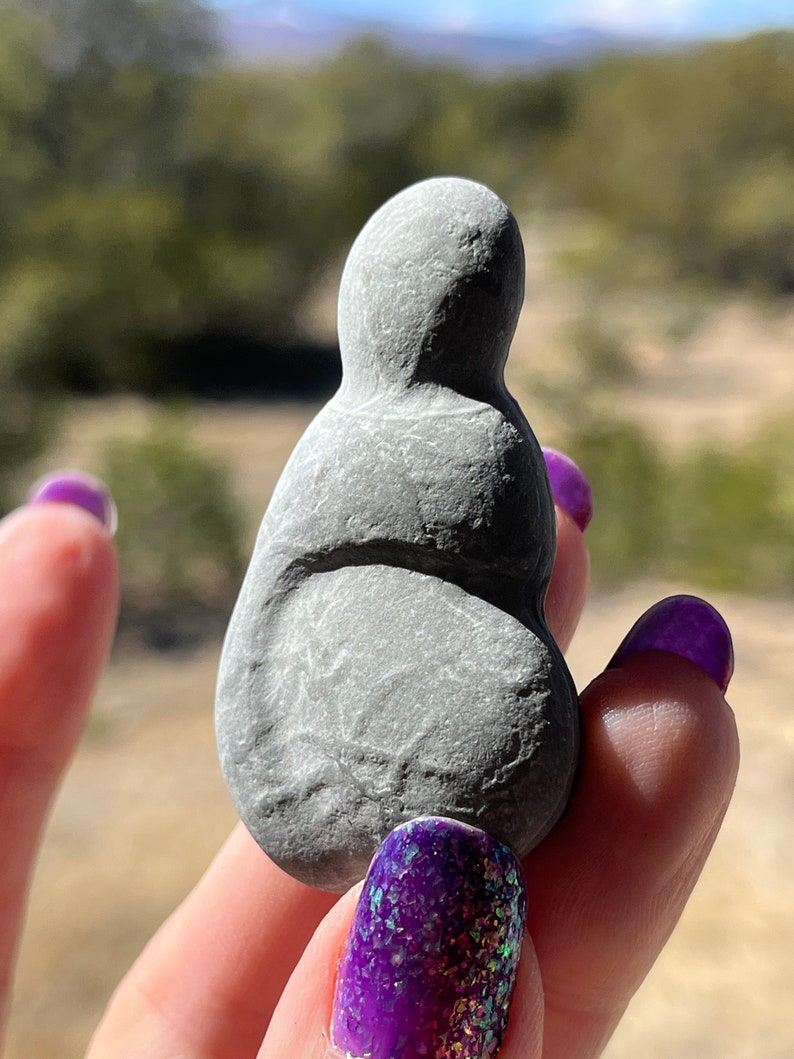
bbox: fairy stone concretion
[215,176,580,892]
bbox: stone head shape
[337,177,525,400]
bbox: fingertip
[525,649,740,1058]
[550,649,740,917]
[607,594,734,693]
[590,651,739,818]
[1,501,119,624]
[258,884,361,1058]
[546,505,590,653]
[26,469,117,536]
[0,503,120,757]
[0,494,120,1034]
[574,592,739,847]
[260,834,543,1059]
[542,448,593,533]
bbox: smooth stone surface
[216,176,580,891]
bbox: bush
[668,445,782,591]
[0,386,58,514]
[714,161,794,292]
[567,421,669,585]
[100,419,246,645]
[566,414,794,595]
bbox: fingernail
[608,594,734,692]
[542,447,593,531]
[27,471,117,535]
[331,816,526,1059]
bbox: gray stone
[215,176,580,891]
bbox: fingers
[543,448,592,653]
[0,497,118,1041]
[90,448,593,1057]
[92,438,736,1059]
[87,824,337,1058]
[249,594,738,1059]
[255,885,361,1059]
[259,820,546,1059]
[254,474,590,1059]
[525,604,739,1058]
[259,899,546,1059]
[90,820,542,1059]
[546,505,590,653]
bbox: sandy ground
[5,583,793,1058]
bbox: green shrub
[566,414,794,595]
[668,446,779,591]
[100,419,246,644]
[0,381,58,515]
[714,161,794,291]
[567,421,669,585]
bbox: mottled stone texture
[215,177,580,891]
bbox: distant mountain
[215,2,356,64]
[214,2,673,70]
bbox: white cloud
[427,1,481,32]
[558,0,701,33]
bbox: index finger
[0,495,118,1043]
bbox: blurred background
[3,1,793,1055]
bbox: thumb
[259,817,543,1058]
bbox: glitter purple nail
[331,816,527,1059]
[542,447,593,532]
[27,471,117,535]
[609,594,734,692]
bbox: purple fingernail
[331,816,526,1059]
[608,594,734,692]
[27,471,117,535]
[542,447,593,531]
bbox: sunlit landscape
[2,1,792,1054]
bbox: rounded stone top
[337,177,525,400]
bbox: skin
[0,500,739,1059]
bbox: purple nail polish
[542,447,593,531]
[609,594,734,692]
[27,471,117,535]
[331,816,526,1059]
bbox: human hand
[1,455,738,1058]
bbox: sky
[213,0,794,38]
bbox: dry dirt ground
[6,250,794,1056]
